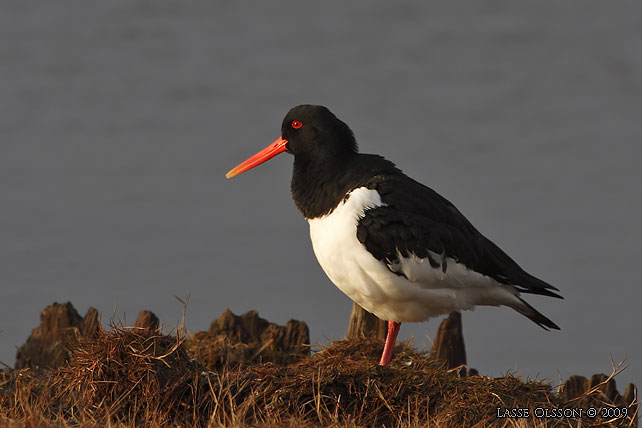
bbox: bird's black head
[225,104,358,179]
[281,105,358,160]
[226,104,397,218]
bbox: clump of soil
[15,302,100,369]
[184,308,310,369]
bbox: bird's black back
[351,155,562,299]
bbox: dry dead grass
[0,324,637,428]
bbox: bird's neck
[291,153,399,219]
[291,154,351,219]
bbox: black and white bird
[226,105,562,366]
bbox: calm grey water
[1,2,640,387]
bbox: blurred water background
[1,1,640,386]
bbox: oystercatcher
[226,105,562,366]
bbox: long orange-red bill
[226,137,288,179]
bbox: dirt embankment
[1,302,638,427]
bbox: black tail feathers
[513,296,560,331]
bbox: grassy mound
[0,325,637,427]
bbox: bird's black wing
[358,171,562,299]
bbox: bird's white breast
[307,187,521,322]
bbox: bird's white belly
[307,187,520,322]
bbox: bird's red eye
[291,120,302,129]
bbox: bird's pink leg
[378,321,401,366]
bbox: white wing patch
[308,187,525,322]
